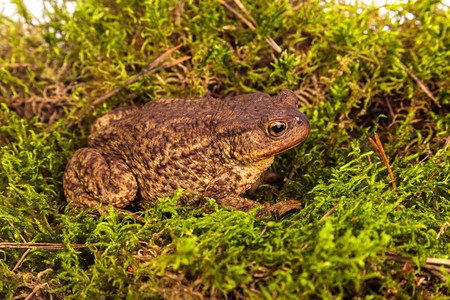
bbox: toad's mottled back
[63,89,310,217]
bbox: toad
[63,89,310,217]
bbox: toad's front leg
[63,148,138,210]
[204,170,302,217]
[204,187,302,218]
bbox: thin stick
[368,137,380,153]
[319,203,339,222]
[375,132,396,190]
[24,283,49,300]
[330,46,440,108]
[218,0,281,53]
[384,254,450,282]
[369,133,397,190]
[12,248,31,272]
[230,0,282,53]
[417,170,438,199]
[384,254,450,266]
[8,220,33,272]
[68,46,189,129]
[396,59,441,108]
[0,63,38,68]
[89,55,190,110]
[300,203,340,250]
[329,45,376,64]
[426,257,450,266]
[233,0,257,26]
[444,135,450,149]
[265,37,282,54]
[8,221,28,243]
[91,45,187,108]
[0,242,87,250]
[260,222,269,236]
[436,222,449,240]
[218,0,255,29]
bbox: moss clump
[1,0,449,298]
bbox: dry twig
[8,221,28,243]
[219,0,255,30]
[319,203,340,222]
[68,45,189,129]
[89,45,188,110]
[396,59,441,108]
[436,222,449,239]
[218,0,282,53]
[0,242,87,250]
[12,248,31,272]
[383,254,450,282]
[329,45,376,64]
[24,283,50,300]
[232,0,257,25]
[0,63,38,68]
[444,135,450,149]
[8,220,33,272]
[298,203,340,251]
[369,133,397,190]
[417,170,438,199]
[330,46,441,108]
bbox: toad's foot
[204,191,302,218]
[256,200,303,218]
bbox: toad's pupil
[272,124,284,133]
[269,121,287,137]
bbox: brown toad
[63,89,310,217]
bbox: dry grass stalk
[369,133,397,190]
[0,242,87,250]
[68,45,190,129]
[384,254,450,282]
[90,45,189,110]
[218,0,282,53]
[396,59,441,108]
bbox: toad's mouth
[262,138,307,158]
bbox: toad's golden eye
[268,121,287,137]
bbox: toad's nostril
[297,120,303,125]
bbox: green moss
[1,0,449,298]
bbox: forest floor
[0,0,449,298]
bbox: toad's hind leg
[63,148,138,209]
